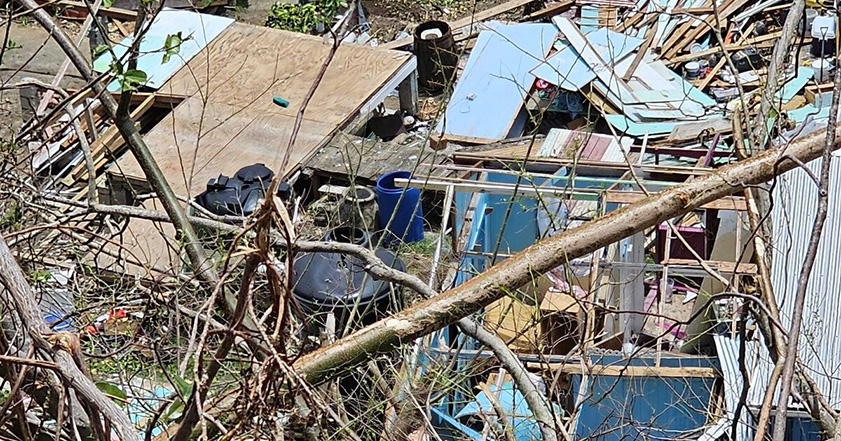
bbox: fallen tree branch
[291,124,841,384]
[15,0,218,286]
[0,235,142,441]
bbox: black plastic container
[195,163,274,216]
[292,227,405,330]
[413,20,458,92]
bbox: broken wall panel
[433,23,557,144]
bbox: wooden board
[113,22,413,197]
[106,22,413,272]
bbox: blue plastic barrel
[376,170,424,244]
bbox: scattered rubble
[2,0,840,439]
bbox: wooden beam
[396,177,747,211]
[663,258,757,274]
[605,190,746,211]
[64,94,156,184]
[521,0,575,21]
[667,32,782,64]
[57,0,137,20]
[695,22,756,91]
[379,0,539,50]
[622,21,657,81]
[526,362,718,377]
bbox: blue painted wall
[570,354,719,441]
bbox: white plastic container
[811,58,834,83]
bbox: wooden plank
[449,0,538,29]
[379,0,539,50]
[451,151,712,174]
[397,177,747,211]
[57,0,136,20]
[66,94,155,183]
[663,258,757,274]
[526,362,718,377]
[662,0,747,59]
[622,22,657,82]
[667,31,783,64]
[605,191,746,211]
[694,22,755,91]
[522,0,575,20]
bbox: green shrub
[266,0,346,34]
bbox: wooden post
[398,70,419,115]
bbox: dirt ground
[1,20,89,89]
[363,0,515,39]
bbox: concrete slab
[0,21,91,90]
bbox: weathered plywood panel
[160,23,413,127]
[106,22,412,271]
[114,22,412,196]
[116,96,335,197]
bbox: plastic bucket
[376,170,424,244]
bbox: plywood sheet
[114,22,412,197]
[106,22,413,271]
[115,95,335,197]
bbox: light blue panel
[94,9,233,91]
[604,114,684,136]
[570,354,719,441]
[580,5,600,33]
[455,382,541,440]
[788,104,825,123]
[484,172,540,256]
[531,28,644,91]
[435,23,558,142]
[776,67,813,102]
[656,64,717,107]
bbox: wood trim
[57,0,137,20]
[397,176,748,211]
[379,0,541,50]
[527,362,718,377]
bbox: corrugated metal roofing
[713,334,755,441]
[747,153,841,410]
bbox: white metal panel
[749,153,841,410]
[713,334,755,441]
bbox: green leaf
[163,399,185,421]
[119,69,147,91]
[102,0,115,7]
[171,373,193,398]
[162,32,182,64]
[95,381,128,407]
[93,44,109,58]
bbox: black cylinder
[292,227,405,330]
[413,20,458,92]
